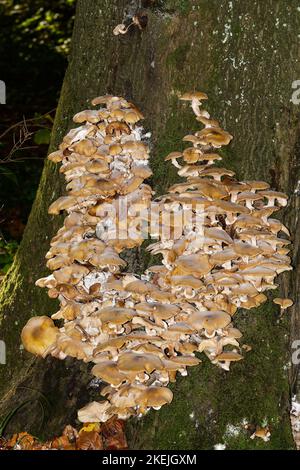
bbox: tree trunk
[0,0,299,449]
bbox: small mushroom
[21,316,59,357]
[273,297,293,315]
[250,426,271,442]
[214,351,243,371]
[180,91,208,117]
[78,401,113,423]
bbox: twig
[0,109,56,164]
[0,108,56,141]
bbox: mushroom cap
[182,147,202,163]
[96,307,136,325]
[233,241,262,257]
[199,167,235,178]
[170,275,204,289]
[187,310,231,333]
[259,190,288,201]
[48,150,64,163]
[48,196,77,215]
[58,338,92,360]
[273,298,293,309]
[236,191,264,203]
[135,302,180,319]
[97,249,127,268]
[204,227,233,244]
[139,386,173,408]
[225,327,243,339]
[215,351,243,362]
[210,248,237,265]
[243,180,270,191]
[78,401,113,423]
[21,316,59,357]
[168,322,196,334]
[73,110,101,124]
[251,426,270,440]
[92,361,126,386]
[196,127,233,146]
[118,352,163,374]
[207,199,250,214]
[125,280,155,294]
[175,253,212,277]
[164,151,182,162]
[180,91,208,101]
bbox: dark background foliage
[0,0,76,274]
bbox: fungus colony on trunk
[21,92,293,423]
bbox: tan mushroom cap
[196,127,233,146]
[53,264,89,285]
[259,190,288,205]
[214,351,243,362]
[236,191,264,204]
[170,275,204,289]
[139,386,173,409]
[167,355,201,367]
[96,306,136,325]
[243,180,270,191]
[273,298,293,309]
[234,243,262,259]
[210,248,238,265]
[91,95,115,106]
[86,159,110,174]
[72,139,97,156]
[48,196,77,215]
[204,227,233,244]
[187,310,231,334]
[182,147,202,163]
[207,199,250,215]
[135,302,180,320]
[92,361,126,386]
[51,301,81,321]
[78,400,113,423]
[58,337,92,360]
[164,151,183,162]
[175,253,212,278]
[167,322,196,334]
[148,288,176,302]
[96,248,127,268]
[73,110,101,124]
[125,280,155,295]
[48,150,64,163]
[21,316,59,357]
[250,426,271,441]
[182,134,201,144]
[180,91,208,101]
[118,352,163,374]
[199,167,235,179]
[196,116,220,127]
[225,327,243,339]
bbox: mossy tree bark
[0,0,300,449]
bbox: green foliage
[0,2,73,251]
[0,239,19,274]
[33,128,51,145]
[0,0,76,105]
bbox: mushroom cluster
[21,92,292,423]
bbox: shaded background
[0,0,75,276]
